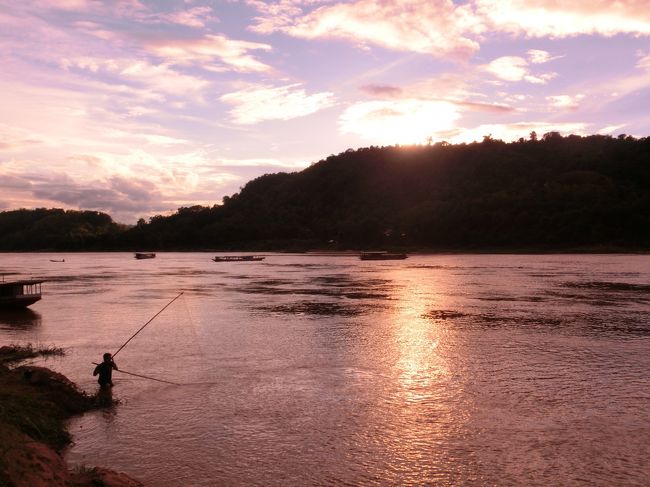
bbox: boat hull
[213,256,265,262]
[134,253,156,259]
[360,253,407,260]
[0,280,43,308]
[0,295,42,308]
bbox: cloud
[0,170,168,221]
[146,35,273,73]
[546,94,585,110]
[220,84,335,124]
[476,0,650,38]
[250,0,480,59]
[73,20,122,41]
[598,124,627,135]
[360,84,404,98]
[527,49,561,64]
[61,57,209,99]
[34,0,100,11]
[637,52,650,71]
[0,125,43,151]
[339,99,461,144]
[67,154,103,167]
[359,82,514,112]
[214,158,308,169]
[454,100,515,113]
[159,6,216,28]
[0,174,33,190]
[249,1,650,61]
[31,176,165,214]
[484,56,557,84]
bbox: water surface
[1,253,649,486]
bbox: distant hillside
[120,134,650,251]
[0,208,124,251]
[3,134,650,251]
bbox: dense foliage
[0,208,124,250]
[2,134,650,251]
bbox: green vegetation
[0,208,125,251]
[2,134,649,251]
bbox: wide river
[1,253,649,486]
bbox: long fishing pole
[115,368,181,385]
[112,291,184,358]
[92,362,181,385]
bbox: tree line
[1,134,649,251]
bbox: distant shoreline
[1,247,649,255]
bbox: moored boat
[212,255,265,262]
[134,252,156,259]
[0,280,44,308]
[360,251,408,260]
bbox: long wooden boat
[360,252,408,260]
[212,255,265,262]
[134,252,156,259]
[0,280,44,308]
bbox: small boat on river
[212,255,265,262]
[134,252,156,259]
[0,279,44,308]
[360,251,408,260]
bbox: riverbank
[0,344,142,487]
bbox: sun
[340,99,461,145]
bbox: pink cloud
[484,56,557,84]
[637,52,650,71]
[161,6,216,28]
[546,94,585,110]
[476,0,650,38]
[147,35,273,73]
[250,0,480,59]
[220,84,335,124]
[249,1,650,61]
[360,84,404,98]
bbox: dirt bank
[0,345,143,487]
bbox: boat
[0,279,44,308]
[360,251,408,260]
[134,252,156,259]
[50,259,65,262]
[212,255,265,262]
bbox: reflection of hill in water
[0,309,42,329]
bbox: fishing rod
[114,367,181,385]
[92,362,180,385]
[112,291,184,358]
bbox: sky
[1,0,649,223]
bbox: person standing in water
[93,352,118,387]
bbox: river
[1,253,649,486]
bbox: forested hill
[121,134,650,251]
[2,134,650,251]
[0,209,125,250]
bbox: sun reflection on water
[371,266,475,484]
[391,268,451,403]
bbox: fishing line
[112,291,184,358]
[181,293,205,358]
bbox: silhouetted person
[93,352,118,387]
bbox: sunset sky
[1,0,649,222]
